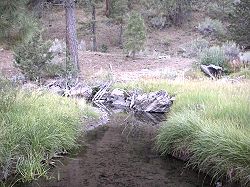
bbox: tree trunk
[105,0,110,17]
[65,0,79,76]
[118,24,123,48]
[92,4,97,52]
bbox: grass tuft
[0,79,97,183]
[117,79,250,184]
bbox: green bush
[100,44,108,53]
[200,46,227,67]
[13,31,53,81]
[207,1,235,20]
[199,43,241,73]
[198,17,226,38]
[124,12,146,58]
[181,38,210,58]
[142,0,192,26]
[222,41,240,61]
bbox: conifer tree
[124,12,146,59]
[110,0,129,47]
[82,0,102,51]
[65,0,79,75]
[228,0,250,47]
[0,0,38,45]
[142,0,192,26]
[14,31,53,81]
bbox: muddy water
[30,112,213,187]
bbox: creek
[28,111,213,187]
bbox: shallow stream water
[23,111,216,187]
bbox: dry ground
[0,5,203,81]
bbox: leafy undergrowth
[117,79,250,185]
[0,78,97,184]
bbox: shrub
[142,0,192,26]
[222,41,240,61]
[199,46,227,67]
[124,12,147,58]
[148,15,169,29]
[198,17,226,38]
[13,31,53,81]
[181,38,210,58]
[162,36,172,47]
[207,1,235,20]
[207,3,224,19]
[100,44,108,53]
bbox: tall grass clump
[116,79,250,184]
[0,78,96,183]
[154,80,250,184]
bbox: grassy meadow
[117,79,250,184]
[0,78,97,184]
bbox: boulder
[78,40,86,51]
[69,83,93,100]
[106,88,130,108]
[131,90,174,113]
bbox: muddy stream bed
[24,112,215,187]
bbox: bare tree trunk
[92,4,97,52]
[105,0,110,17]
[118,23,123,48]
[65,0,79,76]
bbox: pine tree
[110,0,129,47]
[124,12,146,59]
[142,0,192,26]
[228,0,250,47]
[81,0,102,52]
[0,0,38,46]
[65,0,79,76]
[14,31,53,81]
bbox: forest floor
[0,5,201,82]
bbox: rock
[22,83,39,90]
[131,90,174,113]
[106,88,130,108]
[49,38,66,55]
[10,74,26,84]
[69,83,93,100]
[78,40,86,51]
[49,85,65,96]
[133,111,167,124]
[158,55,171,60]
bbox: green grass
[229,69,250,79]
[117,79,250,184]
[0,79,97,183]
